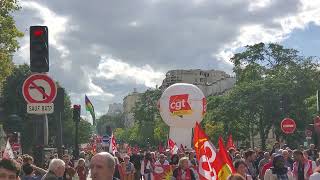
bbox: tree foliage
[1,64,92,152]
[0,0,23,86]
[205,43,320,149]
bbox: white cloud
[248,0,272,12]
[96,56,165,88]
[18,1,71,60]
[215,0,320,63]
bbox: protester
[122,155,135,180]
[172,157,196,180]
[130,151,141,180]
[292,150,313,180]
[113,157,123,180]
[282,150,294,171]
[42,159,65,180]
[21,163,42,180]
[310,167,320,180]
[90,152,117,180]
[75,158,87,180]
[0,159,20,180]
[62,154,75,180]
[154,154,169,166]
[244,150,257,180]
[264,154,293,180]
[234,159,253,180]
[307,144,318,161]
[141,152,154,180]
[260,153,276,180]
[258,152,270,172]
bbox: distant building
[160,69,236,96]
[123,88,142,127]
[107,103,123,116]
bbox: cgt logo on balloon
[169,94,192,116]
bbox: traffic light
[30,26,49,72]
[73,105,81,122]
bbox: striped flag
[85,95,96,125]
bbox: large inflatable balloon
[159,83,206,147]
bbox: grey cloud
[13,0,302,115]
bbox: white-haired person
[90,152,118,180]
[75,158,87,180]
[41,159,65,180]
[172,157,196,180]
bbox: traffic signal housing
[73,105,81,122]
[30,26,49,72]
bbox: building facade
[160,69,236,96]
[123,89,142,127]
[107,103,123,116]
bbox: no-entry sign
[22,74,57,103]
[281,118,296,134]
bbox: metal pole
[74,120,79,160]
[44,115,48,146]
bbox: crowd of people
[2,142,320,180]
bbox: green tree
[205,43,320,149]
[0,0,24,86]
[96,113,124,135]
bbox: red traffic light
[33,28,45,37]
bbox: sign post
[281,118,296,134]
[22,73,57,114]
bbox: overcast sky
[13,0,320,122]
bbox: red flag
[214,137,235,179]
[193,122,217,180]
[158,143,164,153]
[109,133,117,154]
[226,134,236,150]
[167,139,178,155]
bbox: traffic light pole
[74,119,79,160]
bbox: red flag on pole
[226,134,236,150]
[167,139,178,155]
[109,133,117,154]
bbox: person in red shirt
[260,153,276,180]
[75,158,87,180]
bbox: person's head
[159,154,166,164]
[114,152,121,158]
[293,150,304,162]
[234,152,241,159]
[227,173,245,180]
[124,155,130,163]
[145,152,152,161]
[310,144,315,150]
[263,152,270,160]
[171,154,179,164]
[282,150,289,160]
[90,152,115,180]
[62,154,70,164]
[78,158,85,167]
[233,160,247,176]
[188,151,195,159]
[0,159,19,180]
[244,150,256,162]
[22,163,33,176]
[22,155,34,164]
[48,159,65,177]
[273,155,285,169]
[274,142,280,149]
[178,157,189,169]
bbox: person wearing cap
[122,155,135,180]
[172,157,196,180]
[155,154,169,166]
